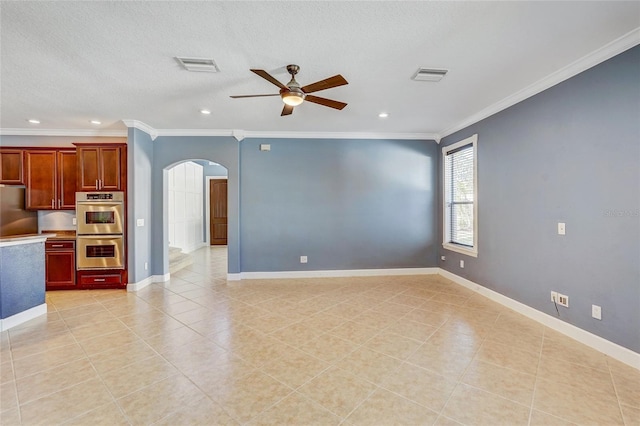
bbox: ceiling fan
[230,64,348,116]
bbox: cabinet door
[77,147,100,191]
[0,149,24,184]
[99,147,121,190]
[25,150,57,210]
[58,150,77,209]
[45,250,76,289]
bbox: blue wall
[150,136,241,274]
[439,46,640,352]
[143,136,438,276]
[127,128,154,283]
[240,138,439,272]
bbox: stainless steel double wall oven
[76,192,125,270]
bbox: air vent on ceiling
[412,68,448,82]
[176,57,220,73]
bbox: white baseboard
[127,273,170,292]
[230,267,439,281]
[438,269,640,371]
[0,303,47,332]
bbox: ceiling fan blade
[301,75,348,94]
[230,94,279,98]
[251,69,287,89]
[281,104,294,116]
[304,95,347,110]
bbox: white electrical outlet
[441,255,446,261]
[460,260,464,268]
[260,144,271,151]
[72,218,77,225]
[144,262,148,271]
[592,304,602,320]
[557,293,569,307]
[300,256,308,264]
[551,291,569,307]
[136,219,144,227]
[558,222,566,235]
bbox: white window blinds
[444,143,475,247]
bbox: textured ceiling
[1,1,639,138]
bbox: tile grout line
[606,356,629,425]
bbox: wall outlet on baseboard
[441,256,446,261]
[300,256,308,264]
[459,260,464,268]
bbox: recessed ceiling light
[90,120,102,125]
[27,119,40,124]
[200,109,211,115]
[378,112,389,118]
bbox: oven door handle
[76,202,123,207]
[77,236,122,240]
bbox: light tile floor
[1,246,638,425]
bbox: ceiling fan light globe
[281,91,305,106]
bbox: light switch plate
[592,304,602,320]
[300,255,308,264]
[136,219,144,227]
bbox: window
[443,134,478,257]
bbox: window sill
[442,243,478,258]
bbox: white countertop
[0,233,56,247]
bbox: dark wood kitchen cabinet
[24,149,77,210]
[75,144,126,191]
[0,148,25,184]
[45,240,76,290]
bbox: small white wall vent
[412,68,448,82]
[176,57,220,73]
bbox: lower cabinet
[45,240,76,290]
[77,270,126,289]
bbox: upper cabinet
[24,149,77,210]
[76,144,126,191]
[0,149,25,185]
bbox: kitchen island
[0,234,51,331]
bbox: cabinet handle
[95,179,99,190]
[94,278,106,282]
[51,244,63,248]
[100,179,103,189]
[58,199,61,209]
[51,199,55,209]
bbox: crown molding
[440,27,640,139]
[121,124,439,142]
[0,128,127,137]
[121,119,158,140]
[152,128,236,139]
[241,131,439,141]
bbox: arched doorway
[165,159,229,276]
